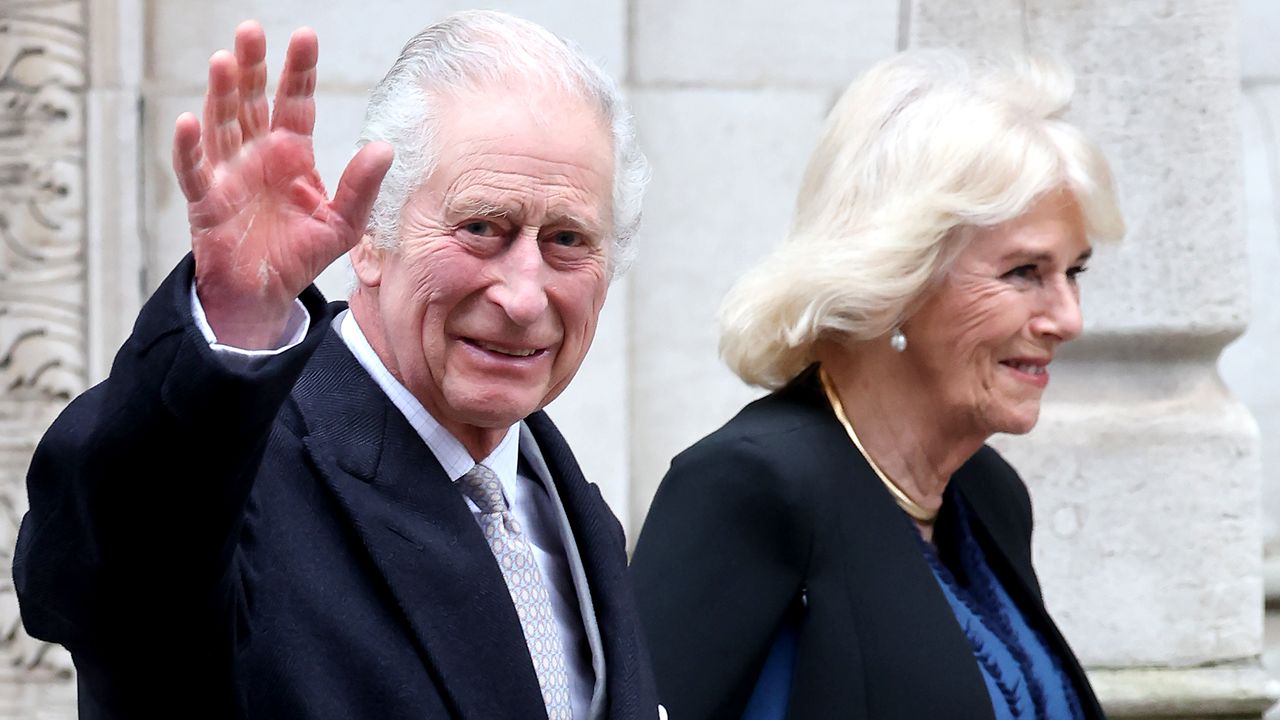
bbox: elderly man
[14,11,657,720]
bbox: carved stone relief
[0,0,85,680]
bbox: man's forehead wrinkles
[447,164,606,189]
[447,146,611,177]
[443,170,534,203]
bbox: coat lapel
[293,328,547,720]
[787,375,996,719]
[524,411,656,720]
[830,450,996,717]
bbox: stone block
[1090,664,1277,718]
[0,682,76,719]
[632,0,899,88]
[88,0,143,89]
[907,0,1023,51]
[626,88,830,532]
[147,0,626,92]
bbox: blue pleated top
[920,496,1084,720]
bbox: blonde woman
[631,50,1123,720]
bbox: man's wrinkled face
[903,190,1092,438]
[358,85,614,447]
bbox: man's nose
[490,230,549,327]
[1030,277,1084,342]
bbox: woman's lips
[999,358,1050,388]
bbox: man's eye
[462,220,499,237]
[549,231,584,247]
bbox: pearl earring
[889,327,908,352]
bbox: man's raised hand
[172,21,393,349]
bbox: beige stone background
[1,0,1278,717]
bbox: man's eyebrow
[443,195,607,235]
[443,197,514,219]
[549,210,606,235]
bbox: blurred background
[1,0,1277,716]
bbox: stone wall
[0,0,1273,716]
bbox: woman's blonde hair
[719,50,1125,389]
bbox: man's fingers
[172,112,212,202]
[202,50,242,165]
[330,141,395,240]
[288,177,326,218]
[234,20,269,141]
[289,178,361,260]
[270,27,318,137]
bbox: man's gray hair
[357,10,648,278]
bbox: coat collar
[293,325,547,720]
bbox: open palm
[173,22,392,349]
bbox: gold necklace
[818,367,938,525]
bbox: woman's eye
[1066,265,1089,282]
[1003,264,1039,282]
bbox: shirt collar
[337,310,521,491]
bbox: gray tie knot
[457,463,508,514]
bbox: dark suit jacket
[630,369,1103,720]
[14,256,657,720]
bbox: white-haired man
[15,12,659,719]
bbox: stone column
[909,0,1273,716]
[0,0,85,682]
[1221,0,1280,698]
[85,0,144,382]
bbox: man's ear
[350,236,384,288]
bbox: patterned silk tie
[456,463,573,720]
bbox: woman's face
[903,190,1092,438]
